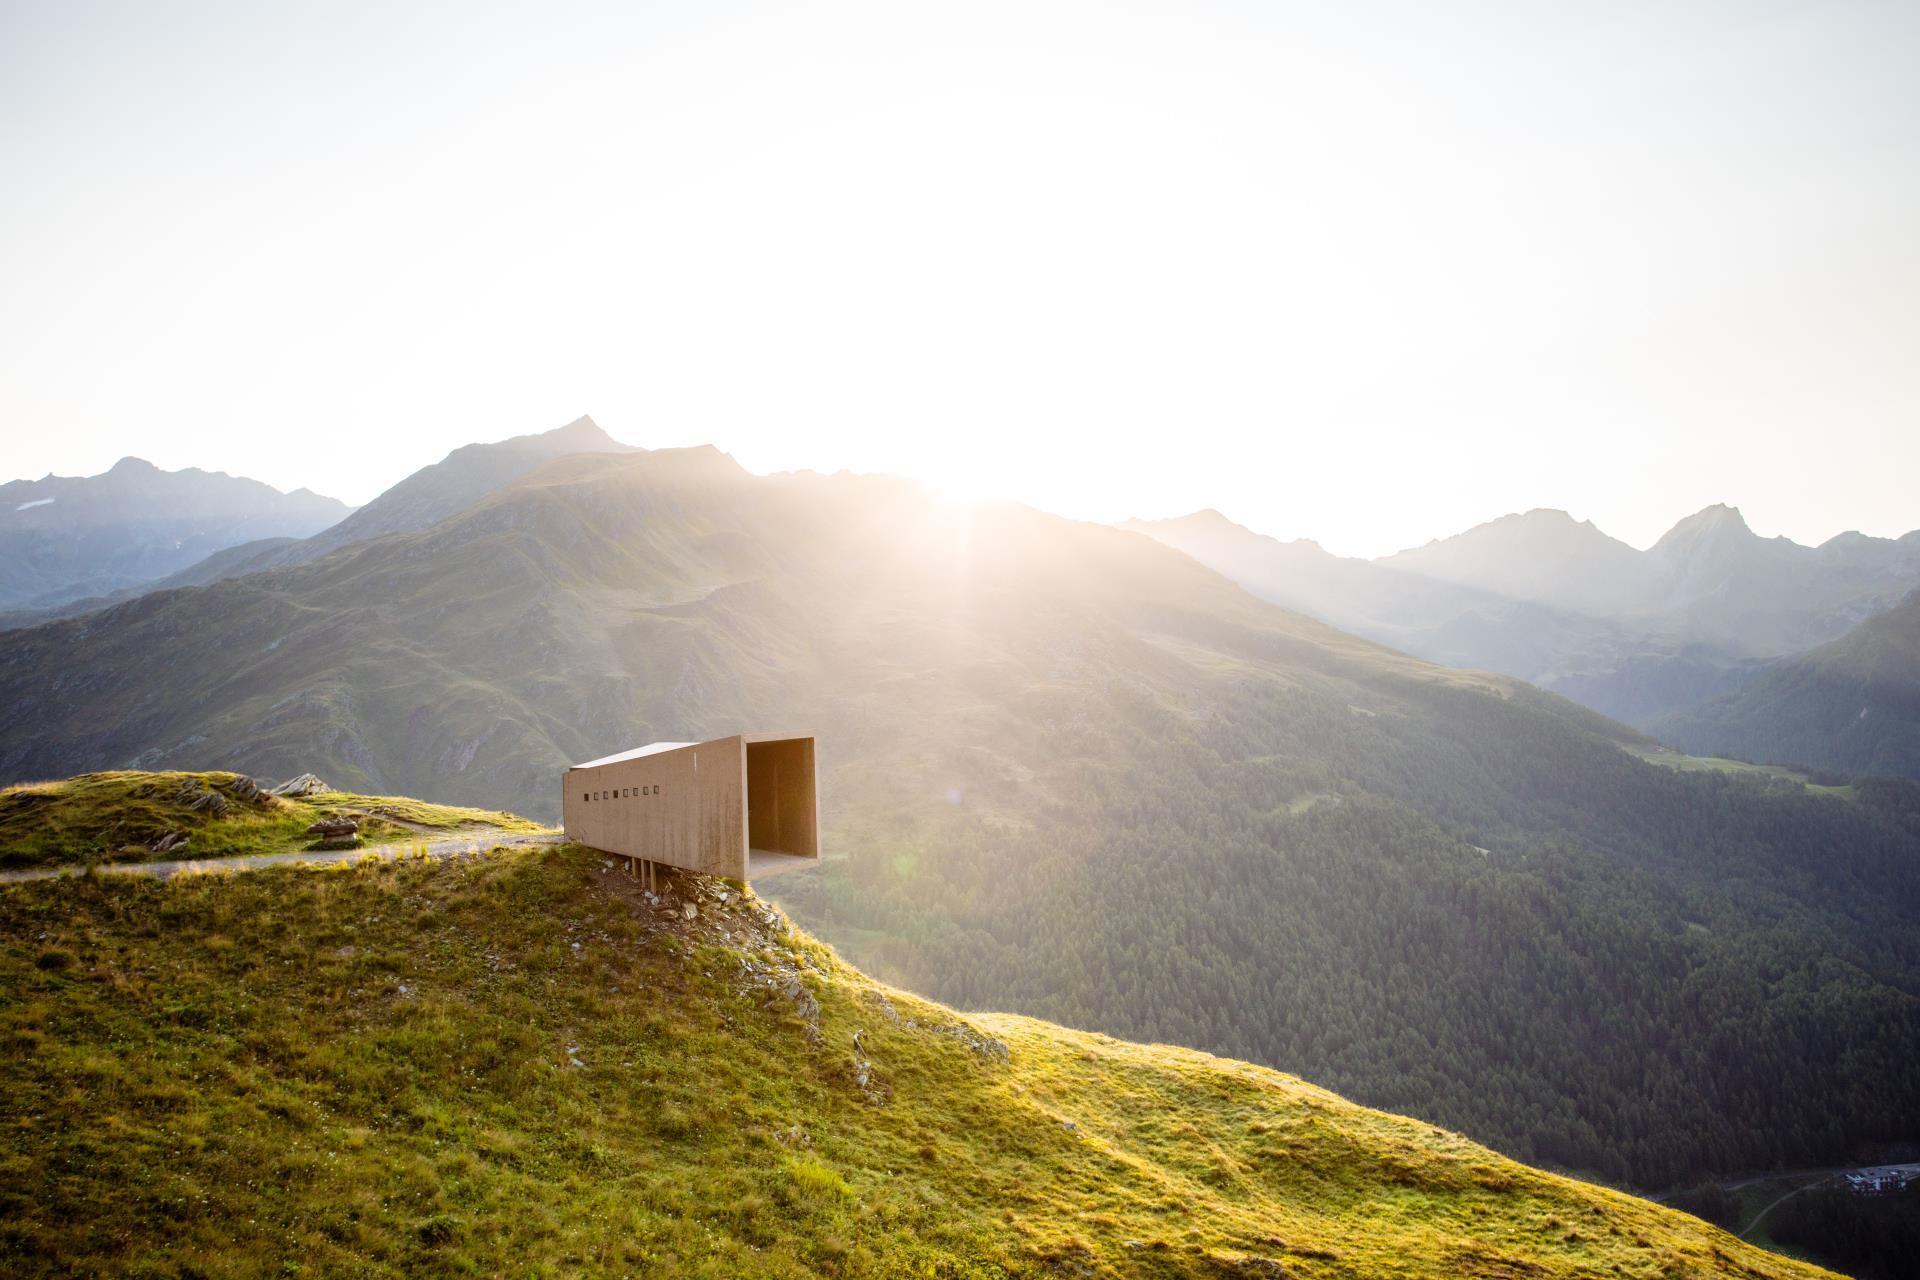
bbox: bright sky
[3,1,1916,557]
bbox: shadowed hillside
[1654,592,1920,780]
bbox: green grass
[1623,746,1855,798]
[0,771,544,868]
[0,838,1835,1278]
[298,789,543,833]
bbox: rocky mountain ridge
[0,456,351,609]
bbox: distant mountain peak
[480,414,641,457]
[1651,504,1758,563]
[1124,509,1333,557]
[1820,530,1879,551]
[1379,505,1656,616]
[535,414,622,451]
[264,414,645,569]
[1672,503,1751,535]
[1153,508,1247,534]
[106,456,159,475]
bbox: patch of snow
[14,497,54,511]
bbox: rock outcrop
[304,816,359,850]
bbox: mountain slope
[0,838,1836,1278]
[1132,506,1920,725]
[1652,592,1920,780]
[1123,510,1764,723]
[267,413,641,567]
[0,417,642,628]
[0,449,1916,1188]
[0,457,350,608]
[0,536,303,632]
[1649,505,1920,654]
[1115,510,1534,659]
[1381,509,1661,617]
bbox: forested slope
[1653,592,1920,780]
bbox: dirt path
[0,828,563,884]
[1740,1175,1837,1240]
[334,806,445,834]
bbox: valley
[0,441,1914,1199]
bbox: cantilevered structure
[563,734,819,880]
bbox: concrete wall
[562,733,820,878]
[746,736,818,857]
[563,736,748,878]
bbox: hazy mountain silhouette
[1129,505,1920,726]
[1381,508,1661,616]
[0,415,644,626]
[0,457,349,609]
[263,413,640,567]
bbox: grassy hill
[1652,592,1920,781]
[0,770,542,869]
[0,836,1836,1279]
[0,449,1916,1189]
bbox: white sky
[3,0,1916,557]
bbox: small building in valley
[563,734,819,880]
[1844,1166,1919,1195]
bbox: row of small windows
[584,784,661,802]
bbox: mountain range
[0,457,351,610]
[1125,506,1920,737]
[0,426,1915,1192]
[23,428,1913,761]
[0,415,636,630]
